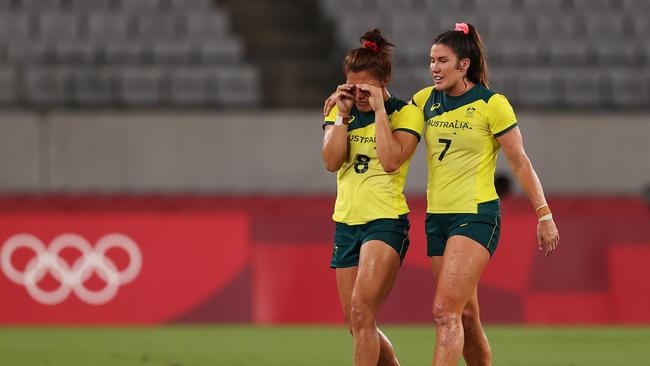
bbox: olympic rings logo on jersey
[0,233,142,305]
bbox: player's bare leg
[460,289,492,366]
[336,240,401,366]
[337,266,400,366]
[431,258,492,366]
[431,236,490,366]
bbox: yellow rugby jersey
[411,84,517,214]
[323,96,424,225]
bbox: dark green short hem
[426,212,500,257]
[331,215,410,268]
[330,261,359,269]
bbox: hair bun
[359,28,394,54]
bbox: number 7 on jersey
[438,138,452,161]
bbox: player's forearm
[374,111,404,172]
[511,156,548,209]
[322,126,348,172]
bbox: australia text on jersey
[426,119,473,130]
[348,134,376,143]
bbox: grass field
[1,325,649,366]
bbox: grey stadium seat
[15,0,64,11]
[135,14,182,40]
[0,66,17,104]
[469,0,519,16]
[53,41,99,64]
[114,0,165,13]
[6,42,50,64]
[336,16,382,48]
[35,13,82,41]
[621,0,650,13]
[117,66,167,105]
[24,66,71,105]
[152,40,193,64]
[535,15,584,40]
[0,0,14,10]
[544,39,591,66]
[593,41,641,66]
[571,0,618,12]
[632,15,650,38]
[583,14,628,39]
[608,70,649,107]
[486,16,529,41]
[520,0,572,14]
[86,13,133,41]
[389,13,429,41]
[185,13,232,39]
[517,69,561,107]
[0,14,33,42]
[169,68,209,105]
[208,66,260,106]
[197,38,243,63]
[68,0,114,12]
[103,41,150,64]
[169,0,215,12]
[70,67,116,105]
[489,69,520,106]
[489,39,541,66]
[562,70,603,107]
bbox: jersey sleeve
[487,94,518,137]
[409,86,433,111]
[322,105,339,129]
[392,104,424,142]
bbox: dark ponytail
[433,23,489,88]
[343,28,395,82]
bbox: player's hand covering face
[323,84,355,116]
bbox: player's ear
[381,76,390,88]
[459,58,470,72]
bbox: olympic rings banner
[0,213,250,324]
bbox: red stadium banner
[0,196,649,325]
[0,213,250,324]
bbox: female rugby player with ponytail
[321,29,424,366]
[410,23,560,366]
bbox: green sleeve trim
[494,122,518,137]
[322,121,334,130]
[394,128,421,142]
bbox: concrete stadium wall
[0,111,648,194]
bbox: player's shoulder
[411,86,436,108]
[387,96,422,117]
[476,84,511,105]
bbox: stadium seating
[320,0,650,108]
[0,0,261,108]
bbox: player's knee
[432,300,460,328]
[350,297,375,332]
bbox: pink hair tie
[455,22,469,35]
[362,40,380,52]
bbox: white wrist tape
[334,113,348,126]
[535,203,548,211]
[538,213,553,222]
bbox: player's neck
[382,88,391,101]
[445,79,475,97]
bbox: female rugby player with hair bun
[322,29,424,366]
[410,23,559,366]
